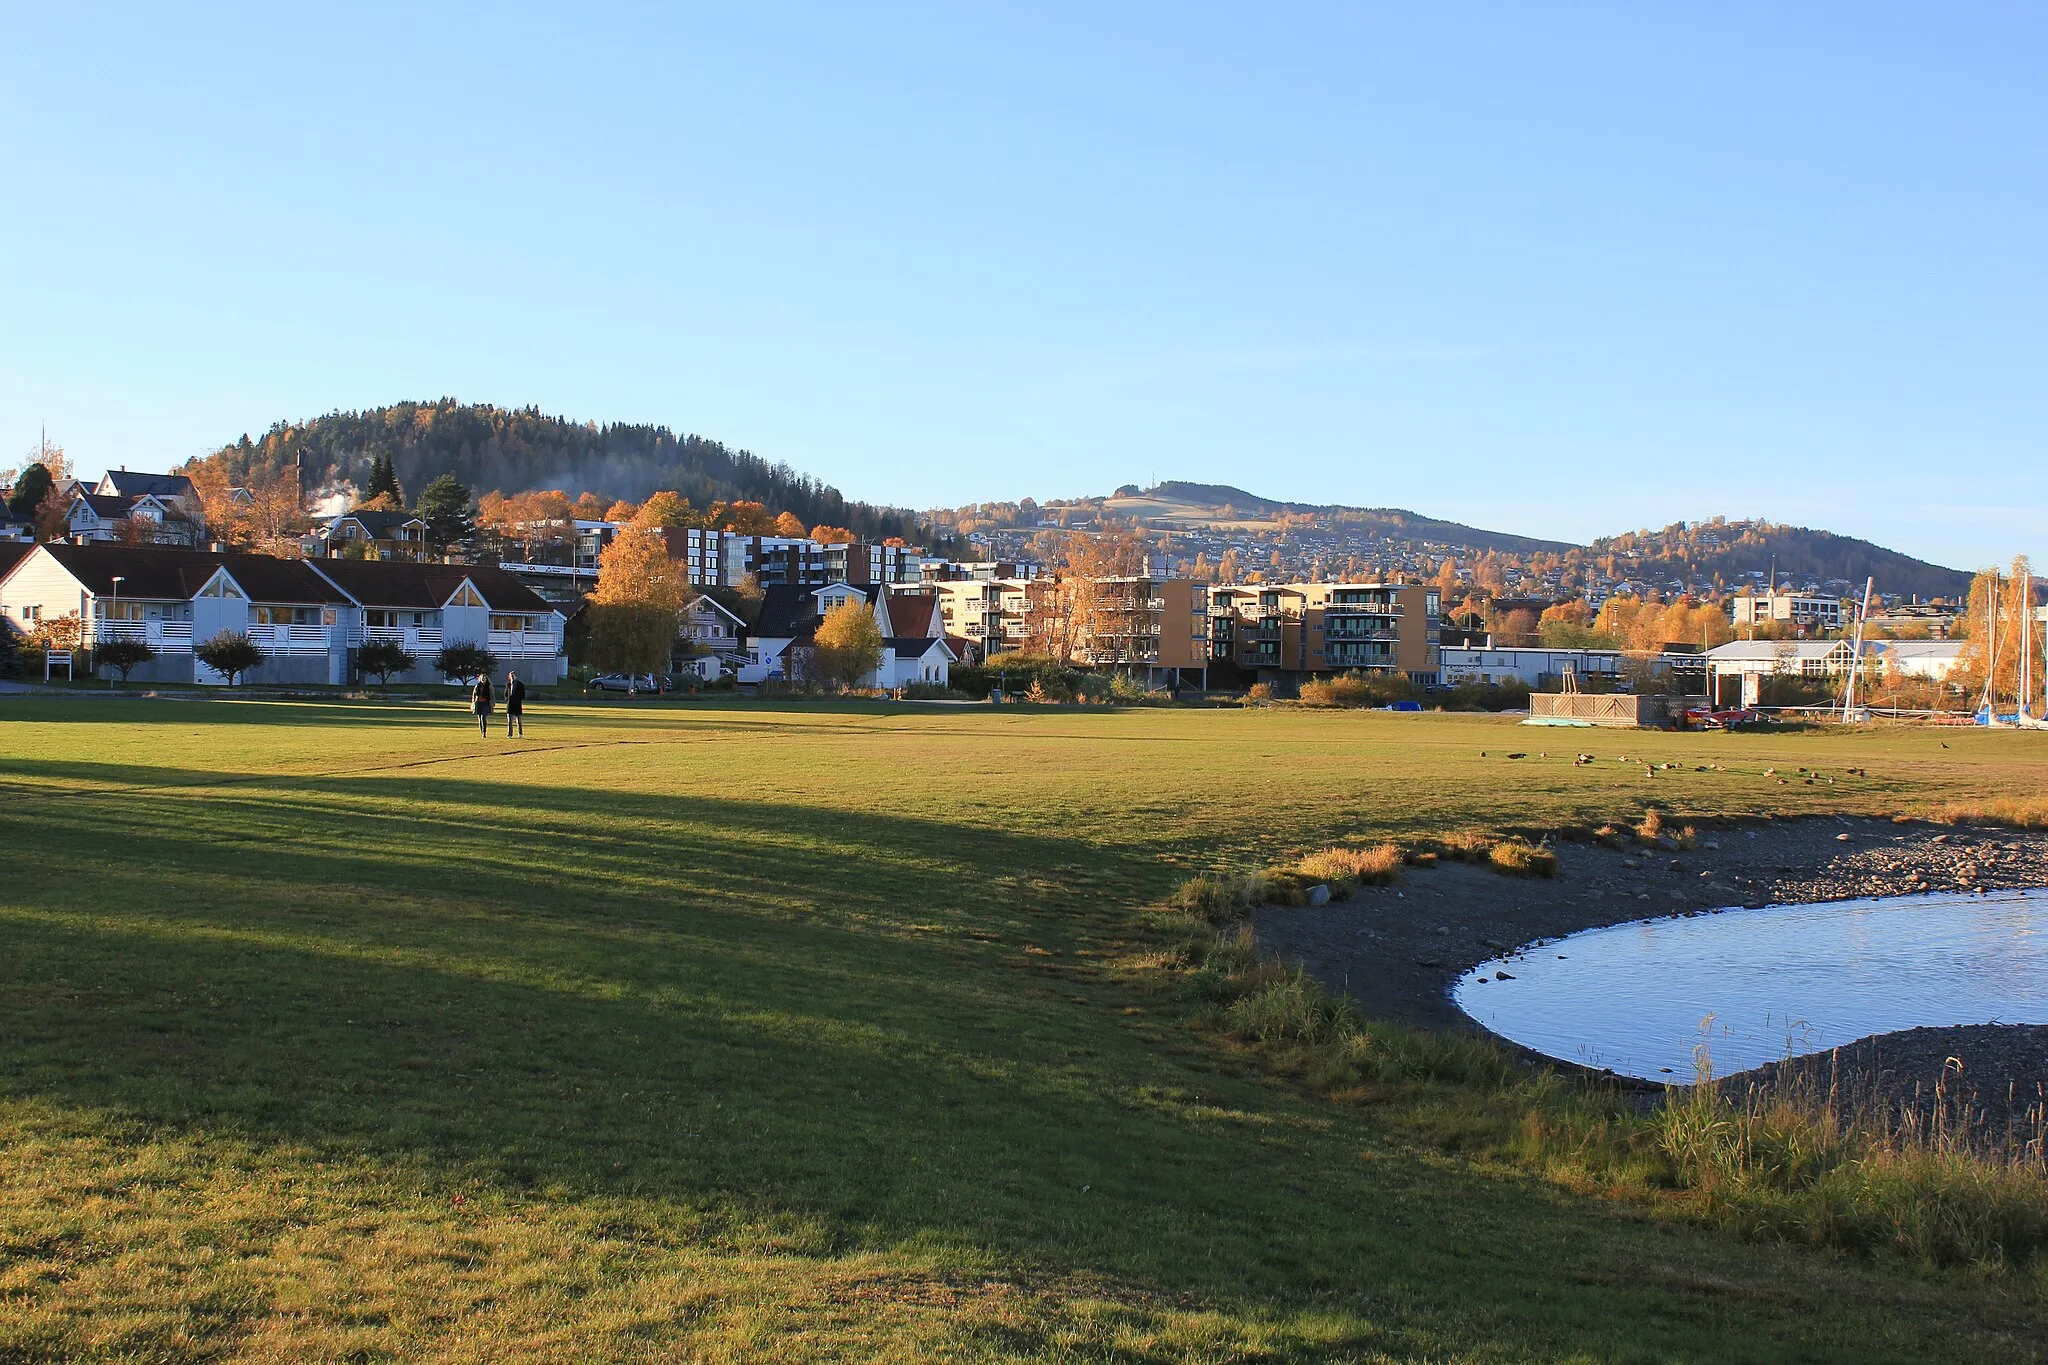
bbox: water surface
[1454,889,2048,1080]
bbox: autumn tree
[588,505,687,674]
[1538,599,1617,648]
[1953,557,2042,705]
[808,524,857,545]
[772,511,808,537]
[1063,532,1151,664]
[242,463,310,554]
[811,598,884,690]
[604,499,640,523]
[637,492,697,527]
[708,500,774,535]
[6,440,74,541]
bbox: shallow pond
[1453,889,2048,1081]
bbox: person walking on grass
[504,670,526,737]
[470,671,494,736]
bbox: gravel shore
[1255,816,2048,1110]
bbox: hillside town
[0,463,2011,714]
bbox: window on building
[198,575,246,599]
[448,583,486,608]
[491,614,529,633]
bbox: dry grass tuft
[1438,831,1497,863]
[1488,839,1558,878]
[1296,843,1403,887]
[1926,796,2048,829]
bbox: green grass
[1,698,2045,1361]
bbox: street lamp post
[107,575,125,685]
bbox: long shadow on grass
[0,755,2001,1362]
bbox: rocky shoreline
[1255,816,2048,1115]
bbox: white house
[0,544,566,686]
[1,543,353,683]
[1702,639,1853,706]
[311,558,568,686]
[1871,639,1966,682]
[1438,645,1623,688]
[738,581,952,688]
[1732,589,1847,633]
[675,593,750,677]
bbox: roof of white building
[1871,640,1964,663]
[1702,640,1845,663]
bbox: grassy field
[2,696,2045,1362]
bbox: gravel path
[1255,817,2048,1111]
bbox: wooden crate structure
[1529,692,1700,728]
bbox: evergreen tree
[417,474,474,552]
[8,462,53,517]
[364,453,404,506]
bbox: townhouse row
[0,543,567,686]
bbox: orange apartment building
[1211,581,1439,685]
[934,575,1210,685]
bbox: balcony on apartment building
[1325,591,1404,610]
[1324,640,1397,666]
[88,616,195,650]
[1322,621,1401,641]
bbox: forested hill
[1590,520,1971,600]
[189,400,922,541]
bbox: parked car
[1685,706,1762,729]
[585,672,671,694]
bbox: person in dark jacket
[470,673,493,736]
[504,670,526,737]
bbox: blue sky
[3,4,2041,569]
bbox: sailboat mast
[2024,570,2034,720]
[1981,572,2001,718]
[1842,576,1874,719]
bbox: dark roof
[311,558,557,613]
[683,592,748,627]
[694,584,760,626]
[74,492,133,519]
[0,542,34,580]
[98,471,197,500]
[751,584,821,639]
[886,636,952,658]
[885,594,938,638]
[328,510,424,536]
[34,544,349,604]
